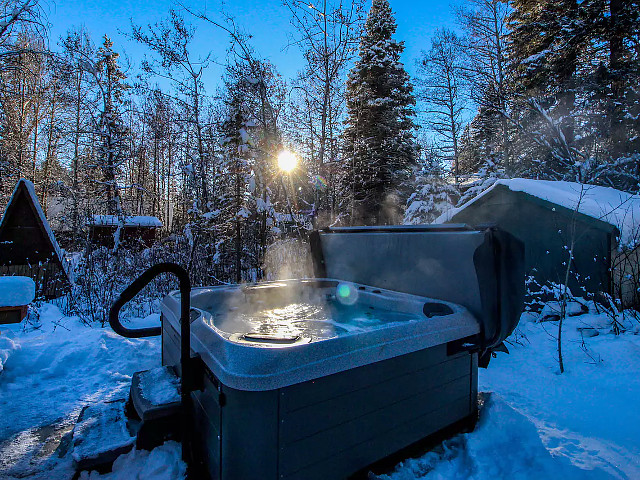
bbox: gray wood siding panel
[451,187,611,296]
[285,396,471,480]
[281,345,455,413]
[192,388,221,479]
[280,354,470,445]
[221,388,279,480]
[279,375,471,478]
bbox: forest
[0,0,638,290]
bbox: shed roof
[87,215,163,228]
[437,179,640,247]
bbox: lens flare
[336,282,358,306]
[277,150,298,173]
[312,175,328,190]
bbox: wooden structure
[0,305,28,324]
[440,179,640,306]
[87,215,162,249]
[0,179,70,299]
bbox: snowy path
[0,303,639,479]
[0,304,164,479]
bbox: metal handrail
[108,262,194,464]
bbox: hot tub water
[209,299,422,344]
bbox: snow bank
[0,335,19,373]
[2,300,639,480]
[0,276,36,307]
[437,179,640,247]
[380,394,597,480]
[79,441,186,480]
[0,303,161,477]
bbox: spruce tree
[342,0,416,226]
[94,35,129,219]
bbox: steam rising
[263,238,314,280]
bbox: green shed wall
[449,187,612,297]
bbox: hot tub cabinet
[168,333,478,480]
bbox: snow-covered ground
[0,301,638,479]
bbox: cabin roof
[437,179,640,247]
[87,215,163,228]
[0,179,68,271]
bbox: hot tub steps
[70,399,136,473]
[129,365,182,450]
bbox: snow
[436,179,640,248]
[71,401,134,464]
[1,293,639,479]
[0,335,19,374]
[0,303,165,478]
[88,215,163,228]
[0,276,35,307]
[79,441,185,480]
[139,366,180,406]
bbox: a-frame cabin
[0,179,70,299]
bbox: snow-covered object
[80,441,186,480]
[437,178,640,247]
[71,400,135,464]
[0,276,35,307]
[1,179,68,274]
[404,175,459,225]
[0,335,19,373]
[139,366,180,406]
[88,215,163,228]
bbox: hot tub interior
[193,280,460,346]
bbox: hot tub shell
[159,225,524,479]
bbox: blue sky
[47,0,457,92]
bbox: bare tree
[456,0,512,171]
[417,28,467,184]
[131,10,212,214]
[284,0,365,222]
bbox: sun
[277,150,298,173]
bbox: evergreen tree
[404,149,459,225]
[94,35,129,220]
[218,96,255,283]
[342,0,416,226]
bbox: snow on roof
[88,215,163,228]
[437,178,640,248]
[1,179,68,270]
[0,276,35,307]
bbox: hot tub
[156,225,525,480]
[161,280,481,479]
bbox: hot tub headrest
[309,224,525,350]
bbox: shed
[87,215,162,249]
[0,179,71,299]
[437,179,640,306]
